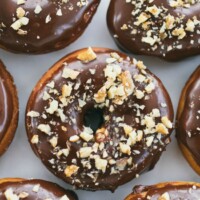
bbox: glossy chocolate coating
[126,182,200,199]
[26,48,174,191]
[107,0,200,61]
[0,0,100,54]
[0,179,78,200]
[0,61,15,144]
[177,66,200,166]
[0,76,12,142]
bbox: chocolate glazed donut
[125,182,200,199]
[176,65,200,175]
[0,0,100,54]
[26,47,174,191]
[0,178,78,200]
[0,60,18,156]
[107,0,200,61]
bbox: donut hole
[83,108,104,133]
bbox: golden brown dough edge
[0,178,25,185]
[125,181,200,199]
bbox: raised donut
[0,60,18,156]
[25,47,174,191]
[125,182,200,200]
[176,65,200,175]
[0,0,100,54]
[107,0,200,61]
[0,178,78,200]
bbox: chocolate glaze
[126,182,200,199]
[26,48,174,191]
[0,61,15,144]
[177,65,200,166]
[0,77,12,142]
[107,0,200,61]
[0,179,78,200]
[0,0,100,54]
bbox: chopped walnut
[64,165,79,177]
[77,47,97,63]
[62,68,80,80]
[156,123,169,134]
[95,157,108,172]
[94,86,107,103]
[95,128,108,143]
[158,192,170,200]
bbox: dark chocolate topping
[0,179,78,200]
[107,0,200,61]
[0,0,100,54]
[26,48,174,191]
[177,65,200,166]
[128,182,200,199]
[0,61,14,142]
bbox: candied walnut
[69,135,80,142]
[119,143,131,155]
[95,157,108,172]
[19,192,29,198]
[116,158,128,170]
[136,61,146,70]
[49,136,58,148]
[16,7,25,19]
[79,147,93,158]
[158,192,170,200]
[134,12,150,26]
[172,28,186,39]
[32,184,40,192]
[94,86,107,103]
[146,5,161,17]
[62,84,72,97]
[27,111,40,117]
[165,14,175,30]
[17,0,25,4]
[62,68,80,80]
[123,124,133,136]
[31,135,39,144]
[95,128,108,143]
[37,124,51,135]
[120,71,134,96]
[11,17,29,31]
[186,19,195,32]
[4,188,19,200]
[77,47,97,63]
[156,123,169,134]
[34,5,42,14]
[60,195,70,200]
[64,165,79,177]
[161,116,173,128]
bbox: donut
[125,182,200,199]
[0,60,18,156]
[25,47,174,191]
[0,0,100,54]
[0,178,78,200]
[176,65,200,175]
[107,0,200,61]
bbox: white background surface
[0,1,200,200]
